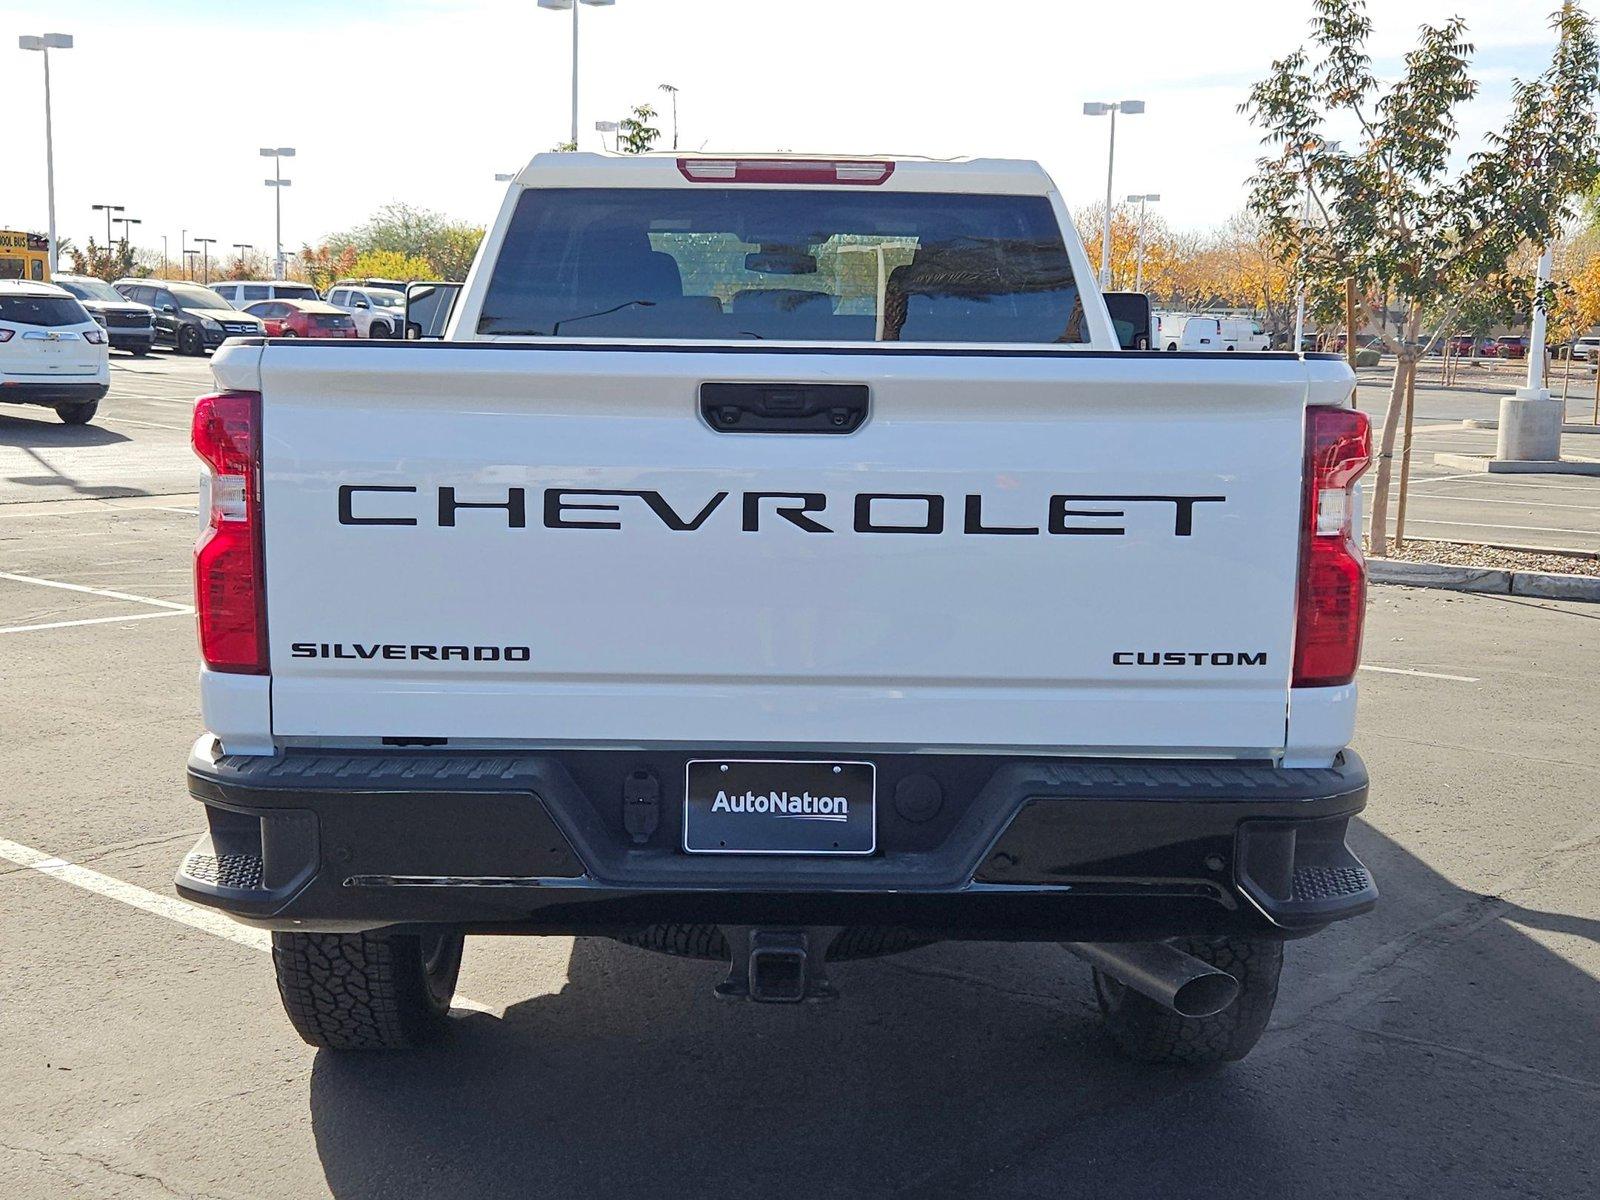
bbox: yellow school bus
[0,230,50,282]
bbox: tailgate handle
[700,382,868,434]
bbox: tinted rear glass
[278,285,320,301]
[479,187,1084,343]
[0,295,89,327]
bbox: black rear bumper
[177,739,1375,940]
[1,381,109,406]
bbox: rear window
[479,187,1085,343]
[277,285,320,301]
[0,295,89,327]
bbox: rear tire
[55,400,99,425]
[271,928,464,1050]
[130,347,149,357]
[1090,935,1282,1066]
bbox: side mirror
[405,280,463,340]
[160,304,176,314]
[355,300,369,309]
[1101,291,1153,351]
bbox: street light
[1083,100,1145,289]
[114,216,141,242]
[538,0,616,149]
[183,249,200,281]
[194,237,216,285]
[261,147,295,278]
[91,203,124,256]
[1125,194,1160,294]
[18,32,72,273]
[1291,140,1340,352]
[658,82,679,150]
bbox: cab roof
[511,152,1059,197]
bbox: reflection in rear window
[479,188,1084,343]
[0,295,89,326]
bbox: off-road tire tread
[271,931,453,1050]
[1093,935,1282,1066]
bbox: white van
[210,280,322,307]
[1161,314,1225,352]
[1219,317,1270,352]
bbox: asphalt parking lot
[2,352,1598,1199]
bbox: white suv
[324,284,407,338]
[0,280,110,424]
[210,280,322,308]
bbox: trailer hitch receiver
[715,926,840,1003]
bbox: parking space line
[0,610,191,635]
[0,570,192,612]
[1399,518,1600,538]
[0,833,499,1017]
[1360,664,1480,683]
[1400,493,1600,512]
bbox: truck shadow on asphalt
[305,820,1600,1200]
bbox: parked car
[1495,335,1527,361]
[210,280,322,307]
[330,276,407,294]
[0,279,109,423]
[1448,334,1484,357]
[1218,317,1270,352]
[243,298,357,338]
[1570,335,1600,362]
[1159,314,1226,351]
[51,273,156,356]
[112,279,264,355]
[179,151,1377,1065]
[325,284,407,338]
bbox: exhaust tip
[1171,971,1240,1018]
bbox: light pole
[1125,193,1160,294]
[595,119,618,152]
[538,0,615,149]
[1083,100,1144,289]
[232,243,253,276]
[161,235,168,276]
[92,202,123,256]
[18,33,72,273]
[1494,243,1562,463]
[113,217,140,275]
[183,249,199,281]
[658,82,679,149]
[195,237,216,285]
[261,147,295,278]
[1291,140,1340,352]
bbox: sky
[0,0,1580,265]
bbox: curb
[1461,419,1600,435]
[1432,452,1600,476]
[1369,558,1600,602]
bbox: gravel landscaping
[1368,538,1600,577]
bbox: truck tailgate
[258,344,1347,756]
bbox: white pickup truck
[177,152,1375,1064]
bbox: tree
[618,103,661,154]
[1243,0,1600,555]
[326,203,484,281]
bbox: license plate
[683,759,876,855]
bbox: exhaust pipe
[1065,941,1240,1018]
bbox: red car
[1495,335,1527,360]
[243,299,358,338]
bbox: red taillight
[676,157,895,185]
[192,390,266,673]
[1293,405,1371,687]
